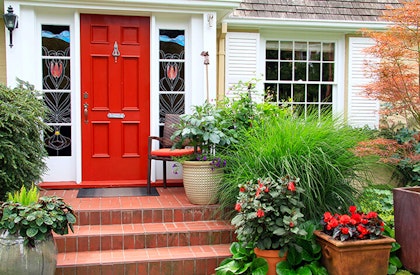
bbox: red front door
[81,14,150,181]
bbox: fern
[7,184,39,206]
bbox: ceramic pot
[393,187,420,274]
[0,230,57,275]
[182,160,223,204]
[314,230,395,275]
[253,247,287,275]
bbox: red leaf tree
[363,0,420,128]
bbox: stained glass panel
[42,59,71,90]
[44,92,71,123]
[159,94,185,123]
[159,30,184,57]
[159,61,185,92]
[42,25,70,56]
[44,125,71,156]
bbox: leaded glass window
[265,40,335,117]
[42,25,71,156]
[159,29,185,135]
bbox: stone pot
[314,230,395,275]
[182,160,223,204]
[0,230,57,275]
[393,187,420,274]
[253,247,287,275]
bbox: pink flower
[287,181,296,192]
[256,209,264,218]
[235,203,241,212]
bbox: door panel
[81,14,150,181]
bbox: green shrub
[219,113,370,221]
[0,80,49,200]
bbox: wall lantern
[3,6,18,48]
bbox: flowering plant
[321,206,385,242]
[231,176,307,252]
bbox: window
[264,41,335,116]
[41,25,71,156]
[158,29,185,134]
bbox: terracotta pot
[393,187,420,274]
[253,247,287,275]
[314,230,395,275]
[182,160,223,205]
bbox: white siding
[348,37,379,128]
[225,32,259,97]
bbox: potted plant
[314,206,395,275]
[0,185,76,275]
[231,176,307,275]
[171,101,235,204]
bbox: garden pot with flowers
[314,206,395,275]
[231,176,307,275]
[171,102,235,204]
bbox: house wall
[0,5,6,84]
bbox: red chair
[147,114,195,194]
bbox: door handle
[83,103,89,123]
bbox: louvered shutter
[225,32,259,97]
[348,37,379,128]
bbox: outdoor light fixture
[3,6,18,48]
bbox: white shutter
[225,32,259,97]
[348,37,380,128]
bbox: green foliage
[0,80,49,200]
[7,184,39,206]
[215,242,268,275]
[220,113,370,220]
[0,195,76,247]
[276,221,328,275]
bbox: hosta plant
[0,185,76,247]
[231,176,307,254]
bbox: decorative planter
[0,230,57,275]
[182,160,223,204]
[393,187,420,274]
[253,247,287,275]
[314,230,395,275]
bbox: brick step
[75,205,225,226]
[55,220,235,253]
[55,244,231,275]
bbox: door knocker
[112,41,120,63]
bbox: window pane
[159,61,185,91]
[323,43,334,61]
[42,59,71,90]
[309,42,321,61]
[294,42,307,60]
[279,84,291,101]
[293,84,305,102]
[308,63,320,81]
[265,83,278,102]
[294,62,307,81]
[266,62,279,80]
[321,85,333,102]
[322,63,334,82]
[159,93,185,123]
[159,30,185,58]
[42,25,70,56]
[280,62,292,80]
[44,125,71,156]
[266,41,279,59]
[280,41,293,60]
[307,85,319,102]
[44,92,71,123]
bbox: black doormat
[77,187,159,198]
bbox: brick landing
[41,187,234,275]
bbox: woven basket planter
[182,160,223,205]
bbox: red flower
[235,203,241,212]
[289,222,295,228]
[287,181,296,192]
[323,212,333,222]
[341,227,349,234]
[239,187,246,193]
[350,213,362,225]
[256,209,265,218]
[339,215,351,225]
[349,206,357,214]
[326,218,339,230]
[367,212,378,219]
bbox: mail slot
[107,113,125,119]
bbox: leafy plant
[220,113,370,220]
[0,186,76,247]
[276,221,328,275]
[0,80,49,200]
[231,176,307,252]
[215,242,268,275]
[7,184,39,206]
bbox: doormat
[77,187,159,198]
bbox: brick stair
[53,196,235,275]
